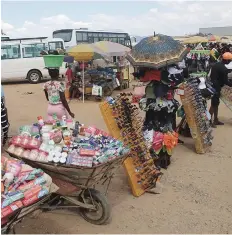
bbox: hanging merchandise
[135,64,183,169]
[178,75,213,154]
[100,94,162,197]
[220,85,232,111]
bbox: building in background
[199,26,232,36]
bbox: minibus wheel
[27,70,42,84]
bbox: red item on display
[166,90,174,100]
[140,70,161,82]
[79,149,95,156]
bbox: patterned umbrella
[127,33,188,69]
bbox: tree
[1,29,6,35]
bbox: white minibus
[1,37,66,84]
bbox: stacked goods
[1,156,53,223]
[179,77,213,153]
[100,95,162,197]
[220,85,232,111]
[7,116,129,168]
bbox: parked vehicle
[52,28,132,49]
[1,37,66,84]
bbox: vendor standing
[209,52,232,127]
[43,69,75,120]
[1,85,9,146]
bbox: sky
[1,0,232,38]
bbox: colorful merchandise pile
[220,85,232,111]
[7,116,130,168]
[179,76,213,153]
[1,156,53,223]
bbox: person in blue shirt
[1,85,9,145]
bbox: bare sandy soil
[2,82,232,234]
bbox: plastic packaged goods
[2,191,24,208]
[6,160,21,177]
[23,185,42,199]
[20,136,30,148]
[28,149,39,161]
[14,147,24,157]
[1,201,23,218]
[27,137,41,149]
[19,125,32,137]
[7,117,129,168]
[22,187,49,206]
[10,136,22,147]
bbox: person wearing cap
[209,52,232,127]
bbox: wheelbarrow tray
[5,151,127,189]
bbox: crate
[43,55,65,68]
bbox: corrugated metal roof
[199,26,232,36]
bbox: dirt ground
[2,81,232,234]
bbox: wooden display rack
[221,85,232,112]
[177,85,210,154]
[99,101,158,197]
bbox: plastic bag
[27,138,41,149]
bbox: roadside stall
[2,116,130,233]
[126,33,187,168]
[67,43,108,103]
[93,41,131,90]
[99,33,189,197]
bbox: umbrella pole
[82,61,84,103]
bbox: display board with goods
[178,76,213,154]
[100,94,162,197]
[220,85,232,112]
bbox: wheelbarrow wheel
[103,85,112,96]
[80,188,111,225]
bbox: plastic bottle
[62,115,67,126]
[37,116,44,127]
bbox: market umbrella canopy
[127,33,188,69]
[67,43,106,62]
[183,36,208,44]
[93,41,131,57]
